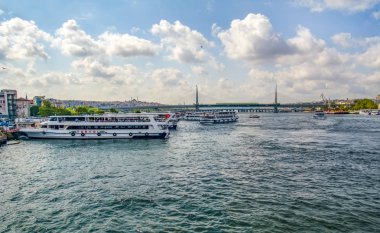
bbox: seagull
[1,67,6,70]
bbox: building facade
[16,97,32,118]
[33,96,45,107]
[0,89,17,120]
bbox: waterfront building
[0,89,17,120]
[16,97,32,118]
[33,96,45,107]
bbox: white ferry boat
[200,111,238,124]
[148,113,178,130]
[19,113,172,139]
[183,112,205,121]
[313,111,326,119]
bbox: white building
[0,89,17,120]
[16,97,32,118]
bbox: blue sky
[0,0,379,103]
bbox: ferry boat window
[41,125,47,128]
[49,117,57,121]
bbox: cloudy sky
[0,0,379,104]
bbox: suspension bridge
[110,85,325,112]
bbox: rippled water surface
[1,113,380,232]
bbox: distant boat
[313,111,326,119]
[359,109,380,115]
[249,114,260,118]
[199,111,238,124]
[183,112,205,121]
[359,109,371,115]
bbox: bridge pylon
[195,85,199,111]
[274,83,279,113]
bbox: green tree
[42,100,52,108]
[110,108,118,113]
[30,106,40,116]
[75,106,89,115]
[38,100,55,117]
[352,99,377,110]
[55,107,72,116]
[38,106,54,117]
[94,109,105,114]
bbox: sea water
[1,113,379,232]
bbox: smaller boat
[313,111,326,119]
[249,114,260,118]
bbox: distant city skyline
[0,0,379,104]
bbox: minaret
[195,85,199,111]
[274,83,278,113]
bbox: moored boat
[19,113,171,140]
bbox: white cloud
[332,32,380,49]
[294,0,380,13]
[331,33,354,47]
[53,19,159,59]
[151,20,214,64]
[0,17,52,60]
[191,66,209,76]
[151,68,184,87]
[211,23,221,37]
[218,14,326,64]
[99,32,159,57]
[71,58,140,83]
[287,26,325,54]
[373,10,380,19]
[218,13,291,61]
[53,19,101,57]
[357,43,380,68]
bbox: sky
[0,0,379,104]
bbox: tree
[352,99,377,110]
[42,100,52,108]
[38,106,54,117]
[38,100,54,117]
[30,106,40,116]
[110,108,118,113]
[75,106,89,115]
[55,107,72,116]
[94,109,105,114]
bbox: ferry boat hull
[19,129,168,139]
[200,118,238,124]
